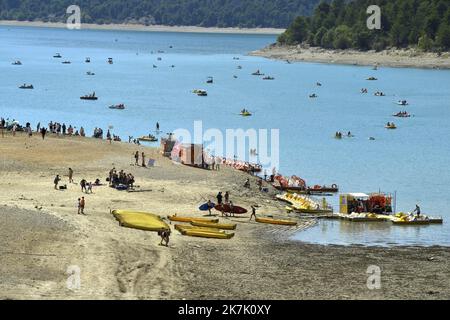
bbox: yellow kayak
[112,210,170,232]
[392,219,430,225]
[175,224,225,233]
[168,215,219,223]
[182,229,235,239]
[190,221,237,230]
[255,217,297,226]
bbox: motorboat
[193,89,208,96]
[366,77,378,81]
[385,123,397,129]
[80,92,98,100]
[109,104,125,110]
[12,61,22,65]
[397,100,409,106]
[108,58,113,64]
[206,77,214,84]
[252,70,264,76]
[86,71,95,76]
[393,112,410,118]
[263,76,275,80]
[62,61,71,64]
[309,94,318,98]
[19,84,33,89]
[85,57,91,63]
[53,53,62,58]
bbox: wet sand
[1,132,449,299]
[251,44,450,69]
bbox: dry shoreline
[250,44,450,69]
[1,132,450,300]
[0,20,285,35]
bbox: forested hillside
[278,0,450,51]
[0,0,325,28]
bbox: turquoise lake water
[1,26,449,246]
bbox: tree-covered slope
[279,0,450,51]
[0,0,326,28]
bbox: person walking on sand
[87,182,93,194]
[40,127,47,140]
[54,175,61,190]
[68,168,74,183]
[159,229,171,247]
[141,152,146,167]
[80,179,87,193]
[224,191,230,204]
[78,197,86,215]
[249,205,257,221]
[134,151,139,166]
[216,192,223,205]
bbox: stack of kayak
[169,215,236,239]
[276,193,333,214]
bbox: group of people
[108,167,135,189]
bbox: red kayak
[214,204,248,214]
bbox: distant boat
[12,61,22,65]
[86,71,95,76]
[53,53,62,58]
[366,77,378,81]
[80,92,98,100]
[109,104,125,110]
[206,77,214,84]
[139,134,158,142]
[85,57,91,63]
[252,70,264,76]
[19,84,33,89]
[309,94,318,98]
[62,61,71,64]
[240,110,252,117]
[397,100,409,106]
[108,58,113,64]
[263,76,275,80]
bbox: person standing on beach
[249,206,257,221]
[78,197,86,215]
[36,122,40,133]
[141,152,146,167]
[54,175,61,190]
[87,182,93,194]
[207,200,214,216]
[216,192,223,205]
[40,127,47,140]
[134,151,139,166]
[80,179,87,193]
[224,191,230,204]
[12,123,17,136]
[68,168,74,183]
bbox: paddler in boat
[412,204,421,218]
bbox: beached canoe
[255,217,297,226]
[190,221,237,230]
[112,210,170,232]
[214,204,248,214]
[391,219,430,225]
[168,215,219,223]
[181,229,235,239]
[175,224,225,233]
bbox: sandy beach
[0,20,285,35]
[251,44,450,69]
[1,131,450,300]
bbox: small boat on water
[385,123,397,129]
[19,84,33,89]
[85,57,91,63]
[252,70,265,76]
[138,134,158,142]
[239,109,252,117]
[206,77,214,84]
[237,65,242,69]
[109,104,125,110]
[193,89,208,96]
[397,100,409,106]
[367,77,378,81]
[309,94,318,98]
[86,71,95,76]
[108,58,113,64]
[62,61,71,64]
[393,112,410,118]
[80,92,98,100]
[12,61,22,65]
[53,53,62,58]
[263,76,275,80]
